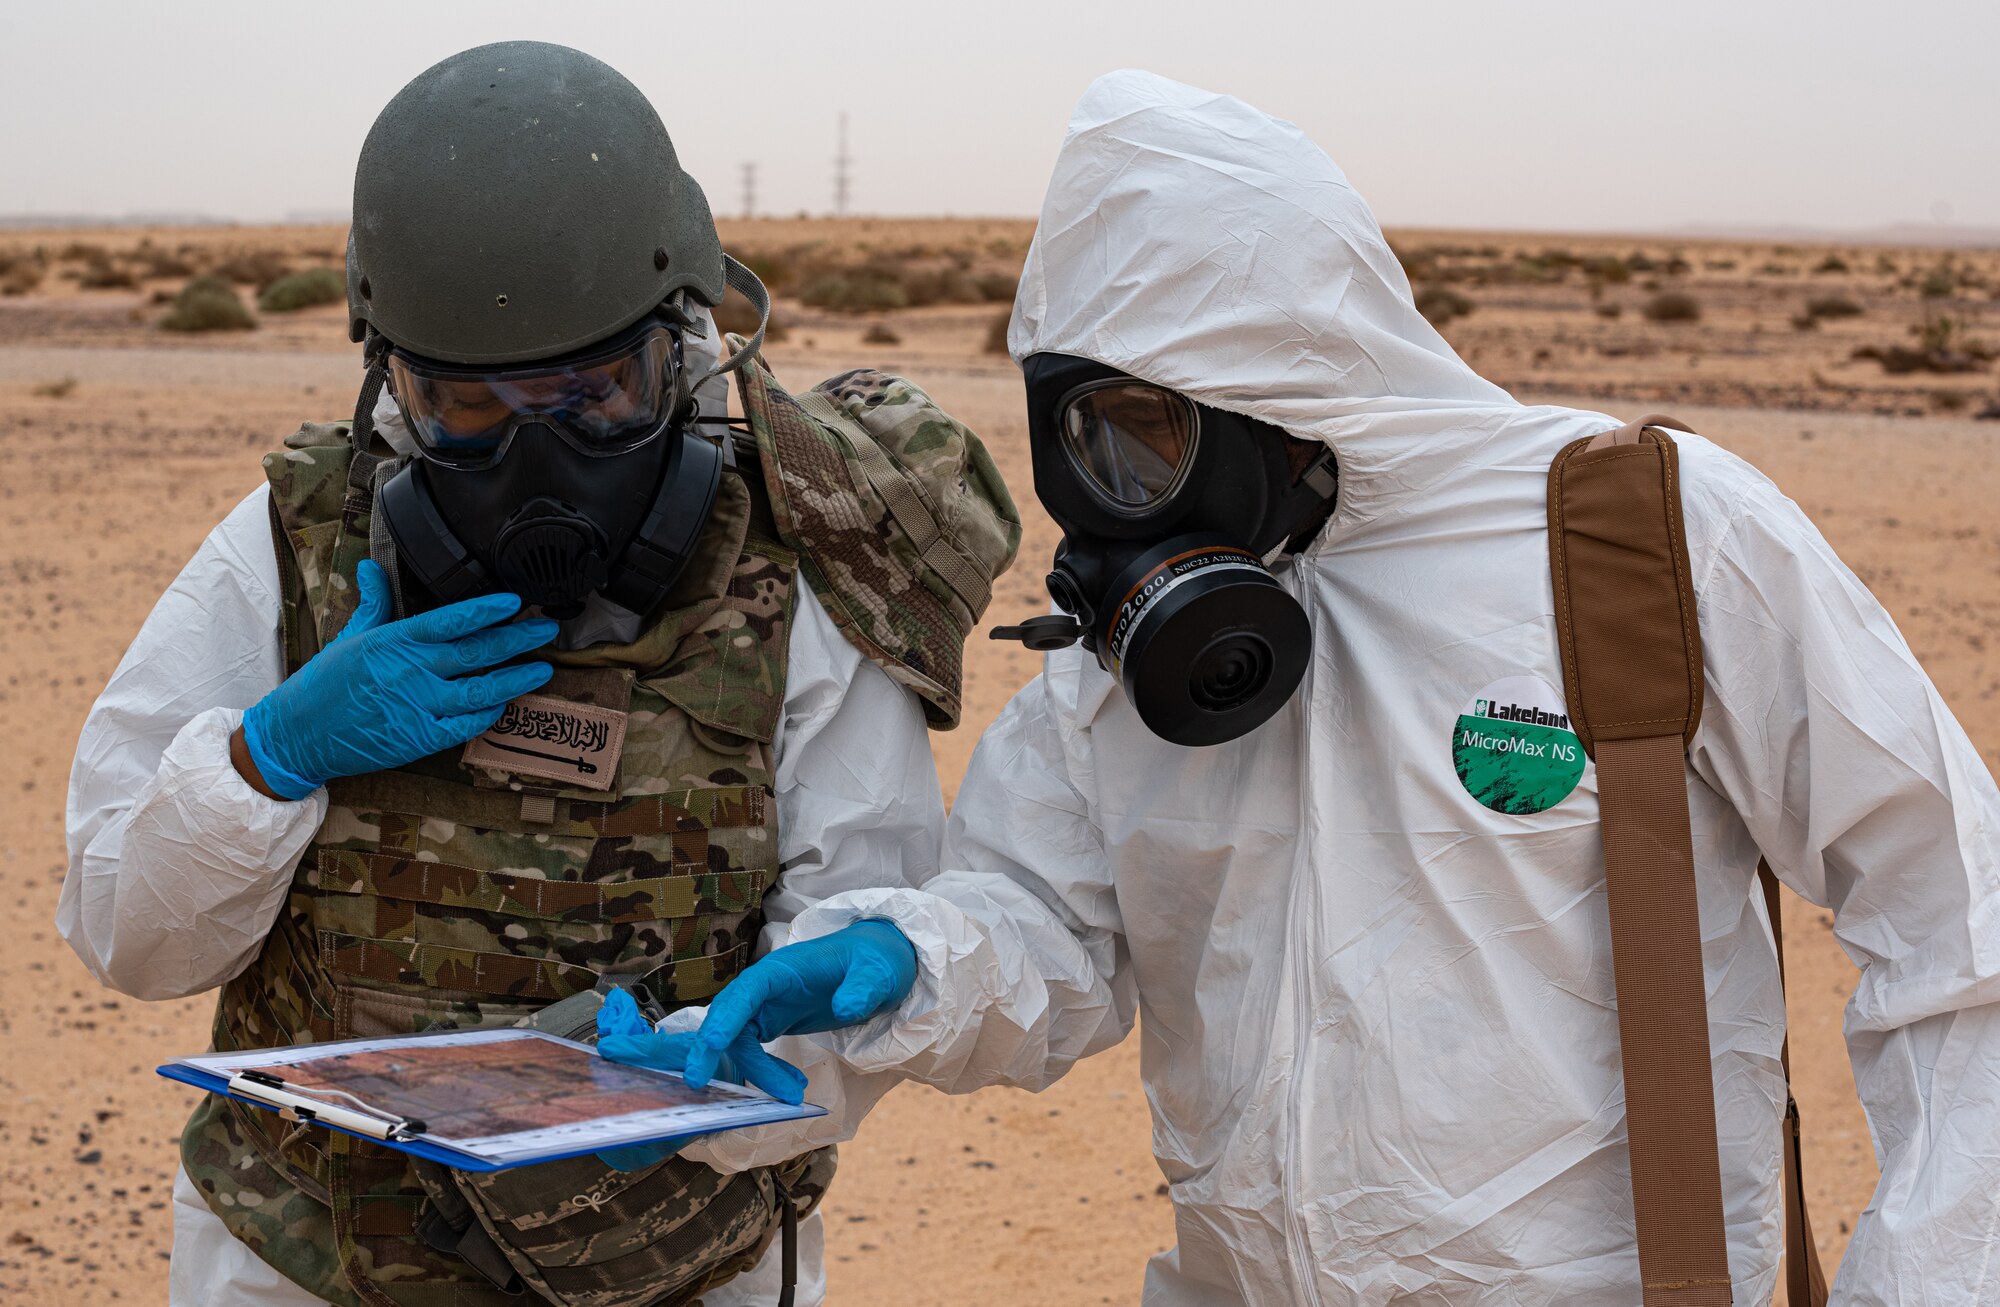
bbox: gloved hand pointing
[239,559,558,800]
[683,919,917,1091]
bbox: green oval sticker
[1453,675,1586,815]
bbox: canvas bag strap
[1761,860,1830,1306]
[1550,415,1733,1305]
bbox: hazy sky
[4,0,1994,233]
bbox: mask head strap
[689,255,772,390]
[347,326,394,493]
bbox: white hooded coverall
[61,384,936,1306]
[766,72,2000,1304]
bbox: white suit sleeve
[1689,478,2000,1304]
[674,580,947,1171]
[780,664,1135,1096]
[59,487,327,1001]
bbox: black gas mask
[992,353,1338,747]
[376,313,722,619]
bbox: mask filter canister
[1097,537,1311,747]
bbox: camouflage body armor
[178,357,1019,1306]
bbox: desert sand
[3,220,1998,1304]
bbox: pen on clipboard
[226,1069,429,1142]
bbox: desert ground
[3,219,1999,1303]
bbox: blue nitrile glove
[684,919,917,1091]
[240,560,557,800]
[592,989,809,1172]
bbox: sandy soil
[4,222,1999,1304]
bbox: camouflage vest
[180,421,823,1307]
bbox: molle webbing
[1549,415,1826,1307]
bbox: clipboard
[158,1027,824,1173]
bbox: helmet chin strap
[689,256,772,389]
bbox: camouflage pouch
[409,989,835,1307]
[736,349,1022,728]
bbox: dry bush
[1643,292,1701,323]
[977,272,1020,304]
[1594,302,1623,319]
[259,266,345,311]
[134,245,196,279]
[894,263,984,308]
[160,275,257,332]
[31,377,77,399]
[862,322,902,346]
[1415,286,1474,326]
[213,250,291,290]
[76,256,138,289]
[1790,313,1820,332]
[1805,294,1864,320]
[1624,252,1657,273]
[983,311,1011,355]
[799,268,908,313]
[1584,257,1632,286]
[57,240,108,263]
[0,251,45,296]
[1664,254,1692,276]
[1920,269,1956,299]
[1932,389,1970,413]
[1813,254,1850,275]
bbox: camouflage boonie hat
[736,346,1020,729]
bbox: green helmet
[347,41,725,365]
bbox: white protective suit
[62,378,941,1306]
[772,72,2000,1304]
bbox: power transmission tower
[833,112,852,217]
[740,162,757,220]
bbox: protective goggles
[1058,379,1200,513]
[387,318,681,470]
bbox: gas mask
[992,353,1338,747]
[376,312,722,620]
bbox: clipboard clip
[231,1069,429,1142]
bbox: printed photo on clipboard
[160,1027,825,1172]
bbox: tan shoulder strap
[1551,414,1826,1306]
[1761,861,1830,1306]
[1552,415,1729,1305]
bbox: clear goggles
[387,319,681,470]
[1059,379,1199,512]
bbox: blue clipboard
[156,1032,822,1173]
[158,1063,510,1171]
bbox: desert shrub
[983,310,1011,355]
[977,272,1019,304]
[1415,285,1475,326]
[1594,302,1623,319]
[213,250,291,290]
[798,269,907,313]
[32,376,77,399]
[1790,313,1820,331]
[1583,256,1631,285]
[1932,389,1970,412]
[77,257,138,289]
[0,255,45,295]
[259,266,345,311]
[1705,259,1738,272]
[1813,254,1850,275]
[1759,261,1795,276]
[862,322,901,345]
[1920,269,1955,298]
[133,243,196,278]
[1805,294,1863,320]
[895,263,982,308]
[58,241,108,263]
[1642,292,1701,323]
[1624,252,1656,273]
[160,275,256,332]
[1664,254,1692,276]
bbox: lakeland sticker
[1453,675,1585,814]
